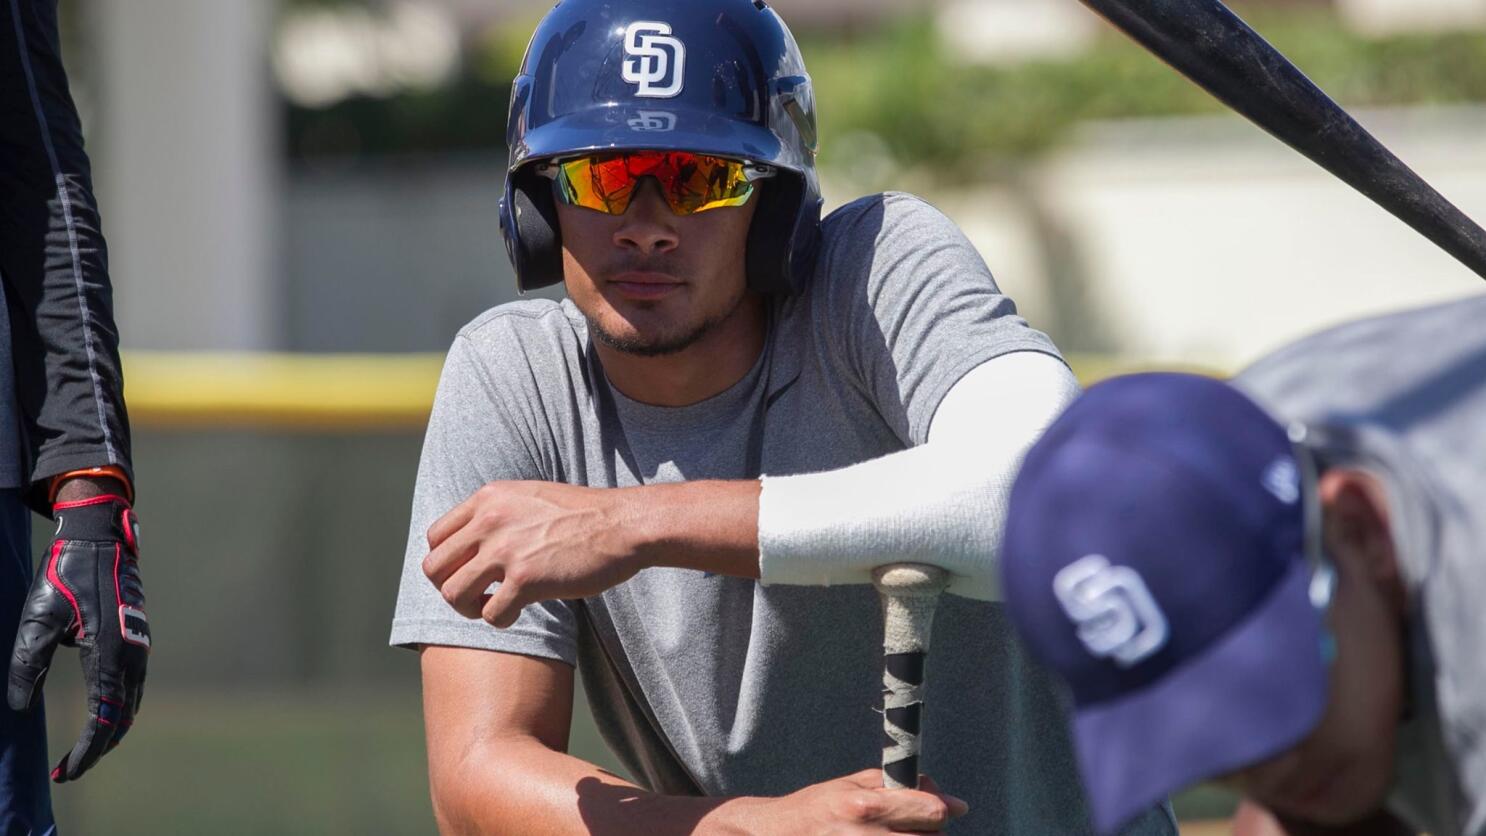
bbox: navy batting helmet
[499,0,823,295]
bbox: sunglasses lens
[556,156,636,215]
[553,152,759,216]
[660,153,756,213]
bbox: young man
[2,1,151,833]
[1000,295,1486,835]
[391,1,1176,832]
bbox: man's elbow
[427,737,538,836]
[429,748,486,835]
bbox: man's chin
[579,289,747,358]
[588,319,707,358]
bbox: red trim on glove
[121,508,140,554]
[45,540,84,640]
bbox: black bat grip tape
[874,564,949,790]
[882,651,927,788]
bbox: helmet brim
[512,104,789,172]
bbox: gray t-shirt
[0,274,21,488]
[392,193,1176,834]
[1236,293,1486,836]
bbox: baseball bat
[872,563,951,789]
[1077,0,1486,281]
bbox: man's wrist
[623,481,762,578]
[695,795,771,835]
[53,475,131,504]
[616,484,666,573]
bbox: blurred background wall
[31,0,1486,832]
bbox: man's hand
[713,769,968,834]
[423,481,652,628]
[8,485,150,782]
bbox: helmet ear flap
[502,169,565,293]
[746,174,819,295]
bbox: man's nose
[614,178,680,255]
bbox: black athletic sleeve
[0,0,133,514]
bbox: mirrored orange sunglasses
[535,150,776,216]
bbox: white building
[1338,0,1486,35]
[937,0,1101,64]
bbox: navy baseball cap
[1001,373,1334,834]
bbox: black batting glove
[7,494,151,782]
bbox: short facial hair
[585,292,744,357]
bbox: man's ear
[1318,468,1405,614]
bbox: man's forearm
[1,0,132,516]
[435,736,760,836]
[621,354,1078,593]
[756,352,1078,600]
[441,354,1076,618]
[627,480,762,580]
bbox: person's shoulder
[454,298,585,353]
[820,191,959,246]
[808,191,984,304]
[443,298,588,393]
[1239,293,1486,386]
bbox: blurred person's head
[498,0,824,361]
[1216,457,1405,826]
[998,373,1411,833]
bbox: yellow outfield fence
[124,351,447,431]
[121,350,1223,431]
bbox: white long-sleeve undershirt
[757,350,1079,600]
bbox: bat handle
[872,563,951,790]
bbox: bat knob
[872,563,950,597]
[874,562,950,656]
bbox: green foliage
[472,16,542,87]
[286,8,1486,176]
[803,9,1486,177]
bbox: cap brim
[518,105,785,168]
[1072,558,1331,834]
